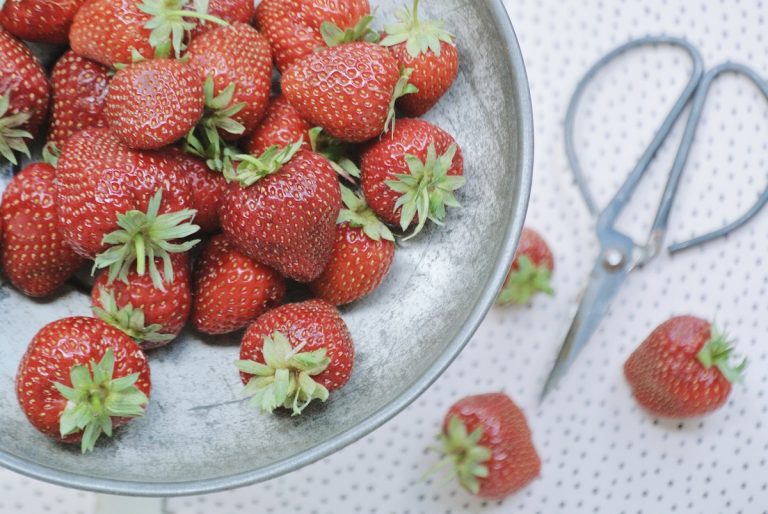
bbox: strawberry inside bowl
[0,0,532,495]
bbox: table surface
[3,0,768,513]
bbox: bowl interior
[0,0,530,495]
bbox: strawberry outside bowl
[0,0,533,496]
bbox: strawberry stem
[139,0,228,58]
[320,14,380,47]
[92,288,175,345]
[384,67,418,135]
[433,416,492,495]
[308,127,361,182]
[338,185,395,242]
[224,141,303,186]
[696,326,747,383]
[497,255,554,306]
[0,91,33,166]
[380,0,454,57]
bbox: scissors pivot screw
[602,248,625,271]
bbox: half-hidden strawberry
[16,317,151,453]
[236,300,354,415]
[0,0,86,44]
[497,227,554,306]
[190,0,255,39]
[166,148,227,233]
[245,95,312,157]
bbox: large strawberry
[245,95,312,157]
[192,234,285,335]
[236,300,354,415]
[255,0,372,72]
[220,144,341,283]
[282,41,417,143]
[16,317,151,453]
[0,0,86,44]
[0,161,84,297]
[497,227,554,306]
[360,118,464,236]
[48,51,110,149]
[380,0,459,116]
[437,393,540,499]
[190,0,255,39]
[0,27,49,165]
[91,253,192,349]
[166,149,227,233]
[624,316,746,418]
[310,186,395,305]
[105,59,203,150]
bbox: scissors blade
[540,256,631,402]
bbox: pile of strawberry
[0,0,464,453]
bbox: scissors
[540,36,768,401]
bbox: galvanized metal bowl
[0,0,532,496]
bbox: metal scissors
[540,36,768,401]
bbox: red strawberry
[16,316,151,453]
[220,144,341,283]
[0,0,86,44]
[624,316,745,418]
[0,162,84,297]
[166,149,227,233]
[255,0,371,72]
[236,299,354,415]
[190,0,255,39]
[310,186,395,305]
[192,234,285,335]
[380,0,459,116]
[282,41,417,143]
[0,27,49,164]
[245,95,312,157]
[360,118,464,236]
[91,253,192,349]
[497,227,554,305]
[438,393,540,499]
[48,51,110,149]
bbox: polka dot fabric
[3,0,768,512]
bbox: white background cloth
[3,0,768,512]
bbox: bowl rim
[0,0,533,496]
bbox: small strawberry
[497,227,554,305]
[105,59,203,150]
[16,316,151,453]
[0,0,86,44]
[282,41,417,143]
[436,393,540,499]
[220,143,341,283]
[192,234,285,335]
[255,0,372,72]
[91,253,192,349]
[190,0,255,39]
[0,161,84,297]
[245,95,312,157]
[380,0,459,116]
[310,186,395,305]
[624,316,746,418]
[236,300,354,415]
[166,148,227,233]
[47,51,110,149]
[360,118,464,236]
[0,27,49,165]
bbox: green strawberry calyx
[235,331,331,416]
[138,0,228,59]
[436,416,492,495]
[496,255,554,306]
[93,189,200,292]
[92,288,175,345]
[224,140,303,186]
[380,0,455,58]
[0,91,33,166]
[385,142,464,239]
[338,185,395,242]
[184,76,246,172]
[52,348,149,453]
[42,143,61,168]
[320,14,380,47]
[385,67,419,135]
[308,127,361,182]
[697,327,747,383]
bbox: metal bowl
[0,0,532,496]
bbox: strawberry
[69,0,226,68]
[255,0,372,73]
[244,95,312,157]
[497,227,554,305]
[0,161,84,297]
[380,0,459,116]
[190,0,255,39]
[360,118,464,236]
[220,143,341,283]
[0,0,86,44]
[192,234,285,335]
[47,51,110,149]
[282,41,417,143]
[105,59,203,150]
[91,253,192,349]
[166,149,227,233]
[16,316,151,453]
[0,27,49,165]
[310,186,395,305]
[236,299,354,415]
[624,316,746,418]
[437,393,540,499]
